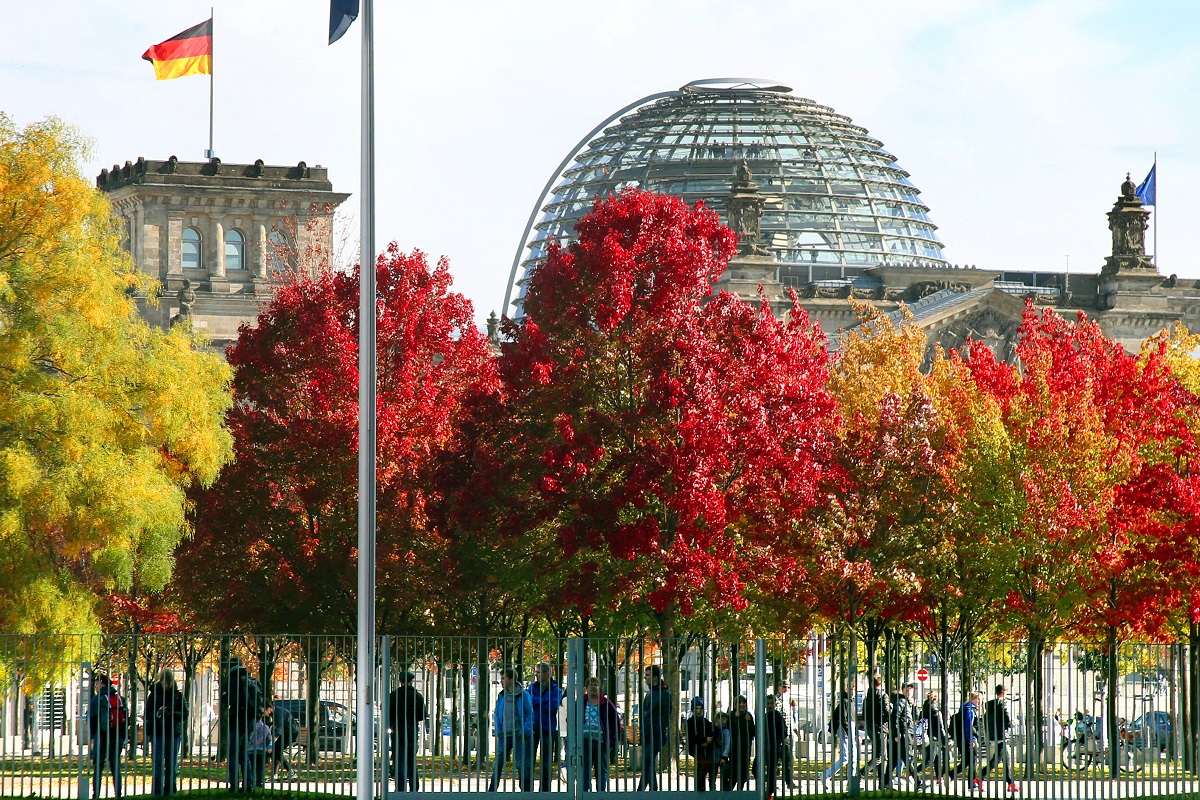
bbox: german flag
[142,19,212,81]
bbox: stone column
[254,222,268,279]
[166,214,184,277]
[211,219,226,278]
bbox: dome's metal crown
[505,81,947,314]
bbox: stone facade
[98,156,349,349]
[718,169,1200,357]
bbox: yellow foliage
[0,114,234,634]
[829,300,930,424]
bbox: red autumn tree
[960,304,1195,771]
[451,188,837,641]
[175,245,495,635]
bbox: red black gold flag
[142,19,212,81]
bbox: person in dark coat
[636,665,672,790]
[890,682,923,790]
[87,674,127,800]
[387,671,427,792]
[822,691,852,785]
[728,695,756,790]
[223,658,262,793]
[864,675,892,787]
[920,689,950,785]
[980,684,1017,792]
[145,669,186,796]
[269,699,299,781]
[685,697,718,791]
[762,694,788,798]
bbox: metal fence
[3,634,1200,798]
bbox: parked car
[275,699,355,754]
[1130,710,1172,750]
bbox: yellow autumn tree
[0,114,233,634]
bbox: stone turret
[714,160,784,305]
[99,156,349,349]
[1102,173,1156,278]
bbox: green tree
[0,114,233,634]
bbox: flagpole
[355,0,376,799]
[207,7,214,158]
[1153,151,1158,266]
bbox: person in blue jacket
[488,667,534,791]
[949,691,982,789]
[528,662,564,791]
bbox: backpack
[949,709,965,742]
[100,692,128,740]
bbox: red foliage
[458,189,837,633]
[175,246,494,633]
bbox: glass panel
[224,229,245,271]
[182,227,201,270]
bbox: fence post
[77,662,90,800]
[380,636,390,798]
[848,631,860,798]
[566,638,583,800]
[754,639,765,800]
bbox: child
[247,709,274,789]
[714,711,732,791]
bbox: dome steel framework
[505,79,947,314]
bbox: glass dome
[505,78,948,314]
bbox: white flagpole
[355,0,377,798]
[1153,151,1158,265]
[207,7,215,158]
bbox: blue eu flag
[330,0,359,44]
[1135,163,1156,206]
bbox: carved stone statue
[486,310,500,345]
[173,279,196,327]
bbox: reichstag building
[104,78,1199,355]
[505,79,1200,356]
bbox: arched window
[182,227,202,269]
[224,229,246,271]
[267,230,289,273]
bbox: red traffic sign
[916,668,930,682]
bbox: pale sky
[4,1,1197,329]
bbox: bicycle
[1056,711,1145,773]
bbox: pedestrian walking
[981,684,1018,793]
[864,675,892,787]
[890,682,924,790]
[949,692,982,790]
[269,698,299,781]
[822,691,852,786]
[920,690,950,786]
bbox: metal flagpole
[1153,151,1158,264]
[207,7,214,158]
[355,0,377,798]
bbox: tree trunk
[305,637,321,766]
[1105,627,1120,778]
[218,637,230,762]
[1190,622,1200,775]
